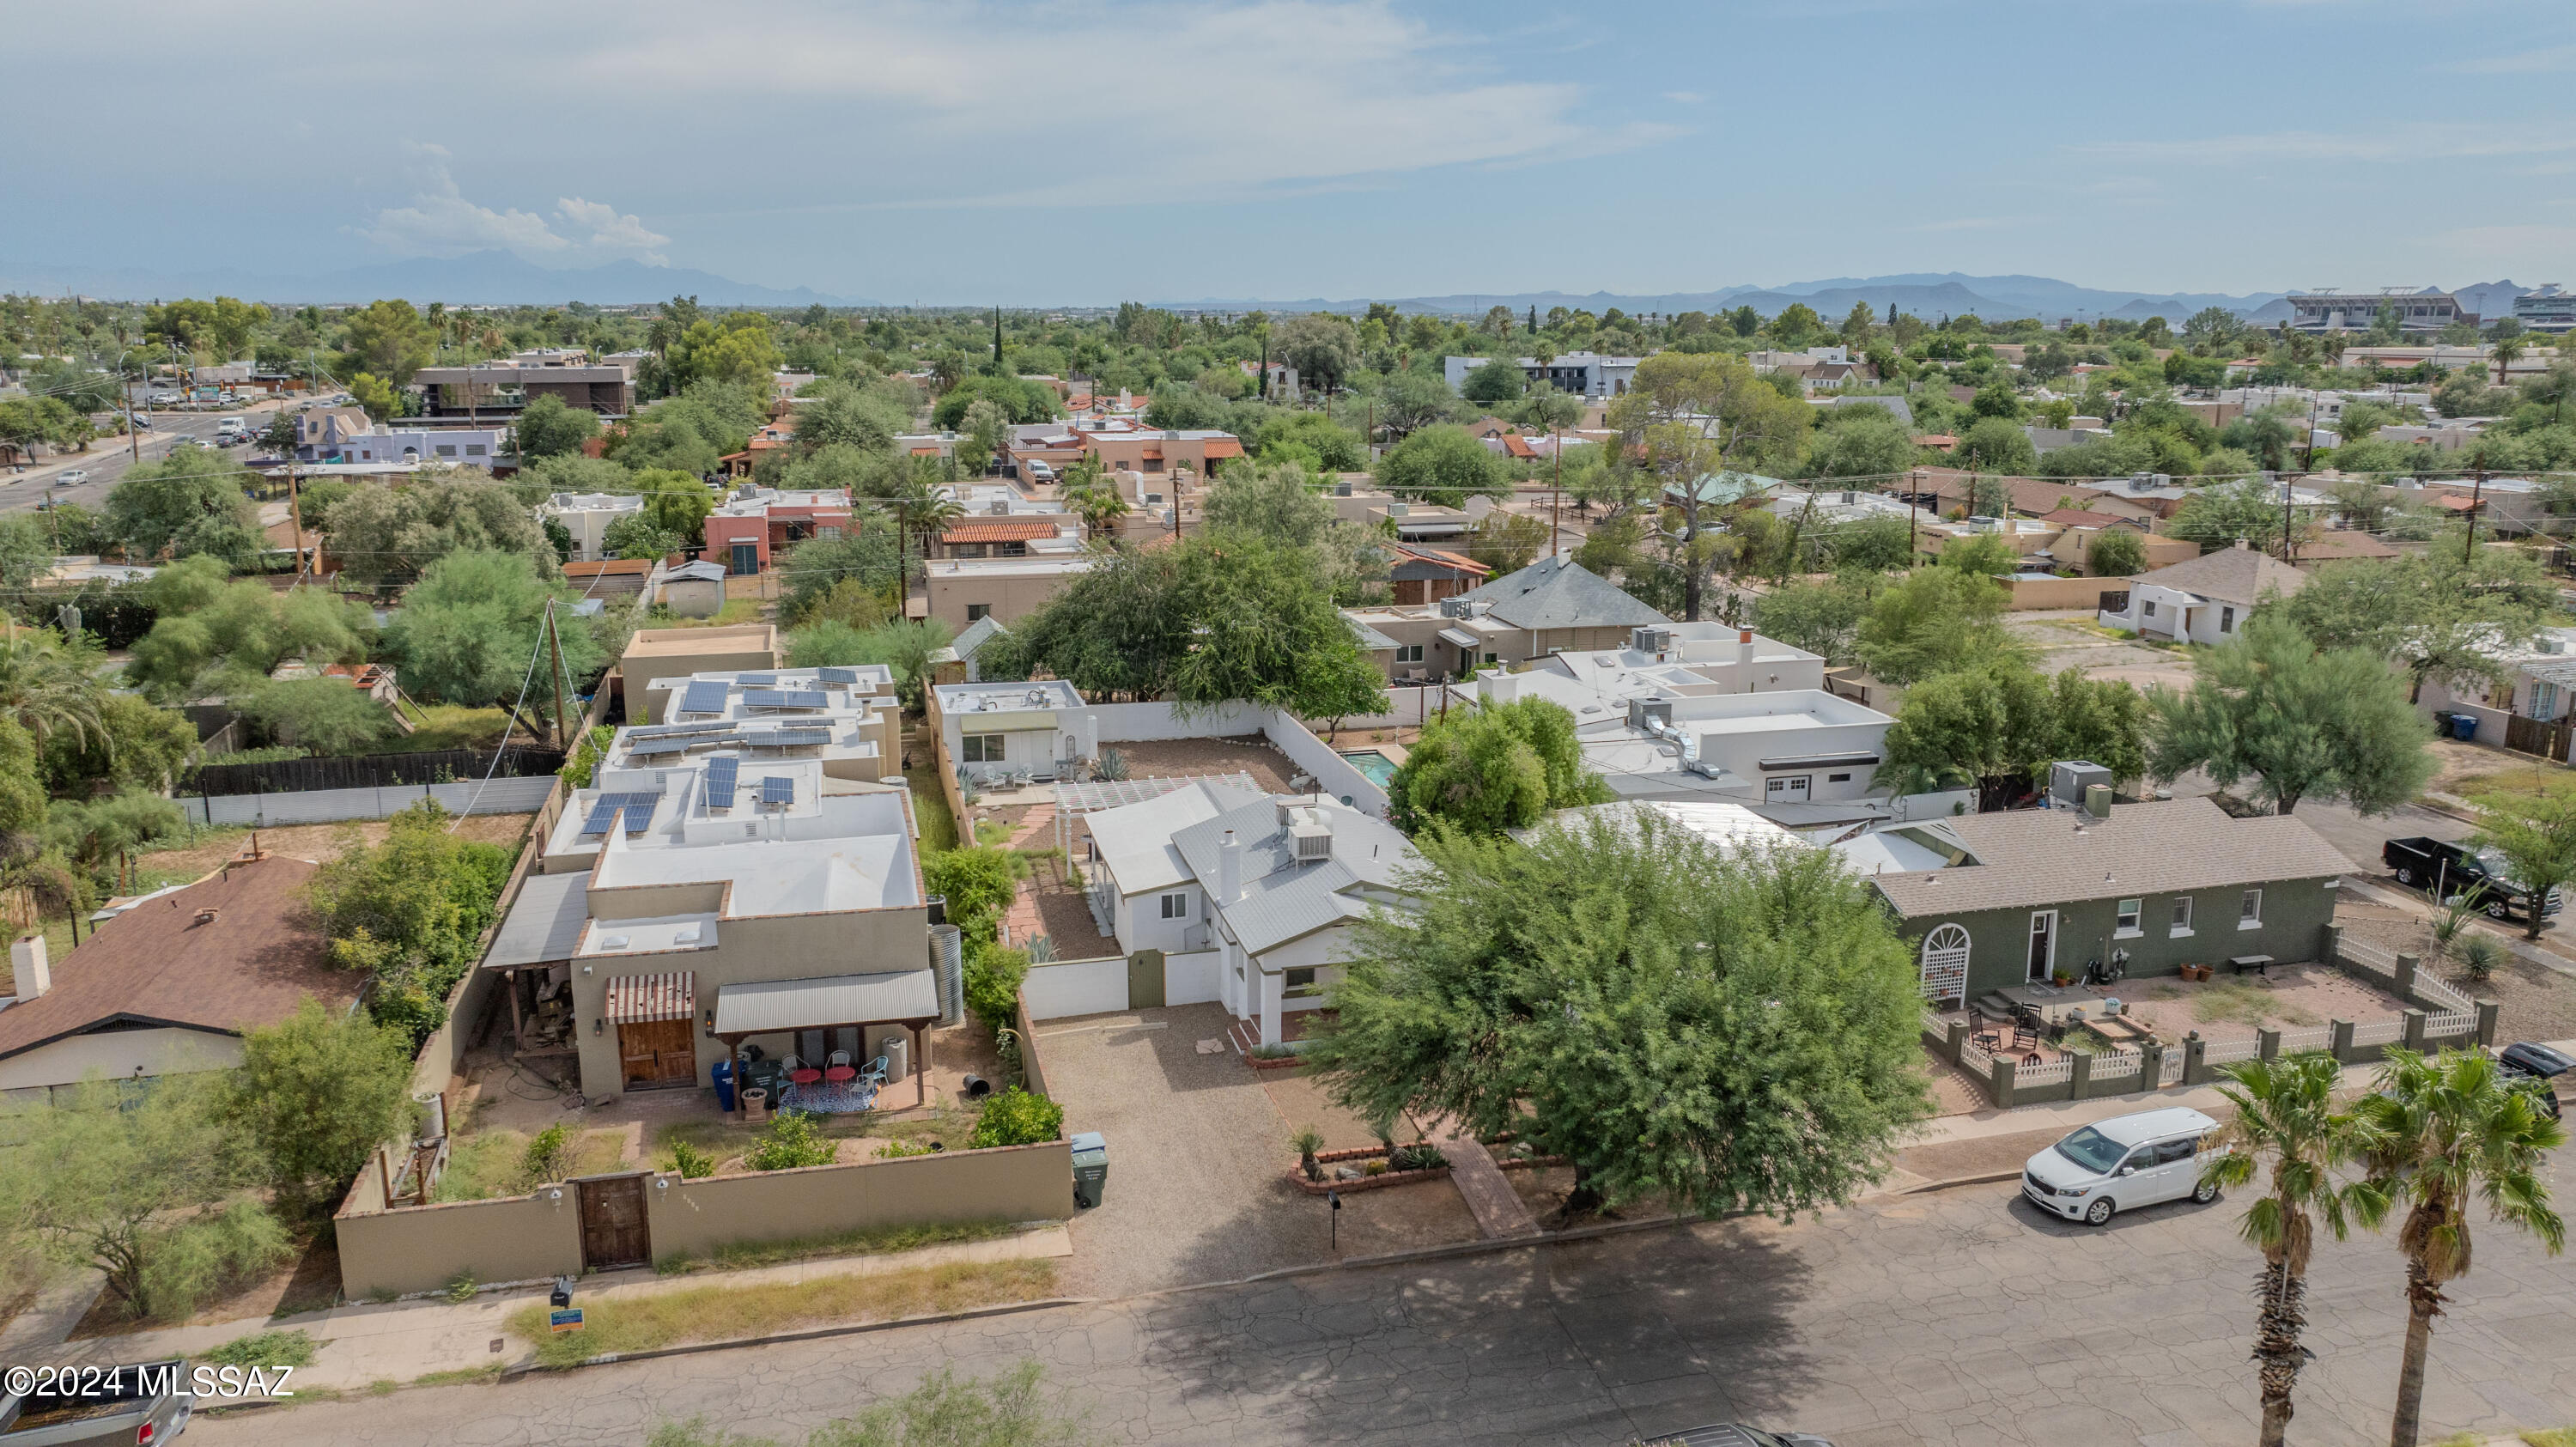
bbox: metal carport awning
[710,971,939,1037]
[606,971,696,1024]
[1437,627,1482,649]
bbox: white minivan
[2021,1106,2221,1225]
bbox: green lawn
[906,759,959,854]
[386,703,518,753]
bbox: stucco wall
[1021,955,1128,1020]
[336,1189,583,1299]
[0,1028,243,1096]
[646,1141,1072,1263]
[2004,575,2132,611]
[1898,877,2342,999]
[1165,947,1222,1006]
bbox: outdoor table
[823,1064,857,1083]
[789,1067,823,1085]
[2229,955,2275,978]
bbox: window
[1160,892,1188,920]
[2220,605,2236,634]
[961,733,1005,763]
[1765,775,1812,802]
[999,541,1028,557]
[2142,599,2157,617]
[2537,680,2563,722]
[1827,772,1852,783]
[819,526,843,540]
[465,443,486,456]
[2171,896,2194,936]
[1142,456,1164,471]
[435,444,458,457]
[965,603,992,622]
[2154,1139,2199,1165]
[1283,967,1322,999]
[1482,652,1498,665]
[1394,644,1424,664]
[2115,897,2142,936]
[2239,888,2263,928]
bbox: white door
[2142,1137,2202,1205]
[1766,775,1812,803]
[2026,911,2057,982]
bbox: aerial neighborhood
[5,266,2576,1445]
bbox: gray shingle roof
[2129,545,2310,608]
[1459,556,1669,632]
[1869,797,2353,919]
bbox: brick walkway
[999,803,1055,946]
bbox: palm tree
[2201,1052,2369,1447]
[2491,336,2525,389]
[1060,460,1131,542]
[2350,1047,2567,1447]
[0,627,106,753]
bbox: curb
[1901,1168,2025,1195]
[498,1296,1095,1379]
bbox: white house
[2096,542,2308,645]
[933,679,1093,784]
[538,491,646,562]
[1084,783,1419,1045]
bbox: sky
[7,0,2576,304]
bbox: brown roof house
[2094,541,2308,645]
[0,853,355,1102]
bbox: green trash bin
[1070,1131,1107,1209]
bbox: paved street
[187,1170,2576,1447]
[0,398,288,515]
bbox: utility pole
[2281,475,2294,563]
[542,599,571,749]
[2464,468,2485,565]
[287,455,305,581]
[1550,426,1562,557]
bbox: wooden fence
[189,745,566,796]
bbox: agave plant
[1290,1127,1325,1183]
[2455,933,2506,983]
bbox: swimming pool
[1340,750,1399,787]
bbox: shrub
[667,1140,716,1179]
[560,725,613,788]
[520,1123,574,1188]
[137,1200,293,1322]
[1392,1144,1448,1172]
[1291,1127,1325,1182]
[445,1269,477,1303]
[968,1088,1064,1149]
[923,846,1018,945]
[746,1112,837,1171]
[1361,1159,1388,1177]
[2458,933,2506,982]
[872,1139,936,1159]
[200,1328,319,1371]
[963,941,1030,1037]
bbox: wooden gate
[576,1173,651,1273]
[617,1018,697,1089]
[2504,713,2573,763]
[1127,949,1165,1010]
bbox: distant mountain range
[0,258,2542,325]
[0,251,865,307]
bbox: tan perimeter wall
[1014,990,1049,1099]
[337,1190,584,1298]
[647,1139,1070,1262]
[2004,575,2133,611]
[336,1140,1069,1297]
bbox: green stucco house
[1867,798,2354,1005]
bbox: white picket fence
[2276,1025,2336,1055]
[2089,1049,2143,1082]
[2015,1056,2074,1086]
[2204,1037,2262,1065]
[2350,1019,2406,1048]
[2160,1050,2186,1086]
[2427,1010,2479,1038]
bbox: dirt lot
[136,814,536,876]
[2113,963,2410,1043]
[2004,611,2198,691]
[2337,891,2576,1042]
[1109,735,1297,792]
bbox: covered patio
[710,970,941,1117]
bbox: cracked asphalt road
[190,1169,2576,1447]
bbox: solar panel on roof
[627,738,691,757]
[738,672,778,685]
[677,679,730,716]
[705,755,739,810]
[750,728,831,747]
[631,720,731,740]
[817,667,863,685]
[760,776,794,806]
[743,688,827,710]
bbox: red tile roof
[0,854,353,1065]
[942,520,1062,544]
[1200,437,1244,459]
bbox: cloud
[2075,122,2576,165]
[2445,43,2576,72]
[359,144,668,264]
[555,197,671,265]
[581,0,1672,208]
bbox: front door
[1765,775,1812,804]
[729,541,758,575]
[617,1018,696,1089]
[1127,949,1165,1010]
[576,1173,651,1272]
[2027,911,2057,982]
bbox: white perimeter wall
[1021,955,1127,1020]
[188,776,556,827]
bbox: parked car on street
[2384,836,2565,922]
[2021,1105,2221,1225]
[0,1360,191,1447]
[2498,1041,2572,1121]
[54,469,86,486]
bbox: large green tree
[1852,566,2017,684]
[1386,696,1606,834]
[1376,424,1509,502]
[2277,546,2555,702]
[2147,614,2436,815]
[104,449,264,565]
[1871,658,2146,808]
[2468,779,2576,939]
[513,394,600,459]
[226,1000,416,1216]
[322,471,558,584]
[124,557,374,702]
[382,549,602,736]
[338,300,436,386]
[1309,812,1931,1219]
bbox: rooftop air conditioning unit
[1439,596,1471,618]
[989,500,1010,514]
[1626,696,1674,731]
[1631,625,1672,654]
[1290,821,1334,861]
[1334,481,1353,496]
[1387,502,1410,518]
[2541,636,2568,655]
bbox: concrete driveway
[1037,1004,1475,1297]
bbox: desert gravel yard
[1037,1004,1479,1297]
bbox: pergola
[708,970,940,1113]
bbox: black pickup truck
[2384,836,2566,923]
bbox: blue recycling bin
[711,1058,737,1113]
[2451,713,2480,741]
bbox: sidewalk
[34,1225,1071,1391]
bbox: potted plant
[2051,970,2075,988]
[1291,1127,1324,1183]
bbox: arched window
[1919,923,1971,1005]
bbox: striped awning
[606,971,696,1024]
